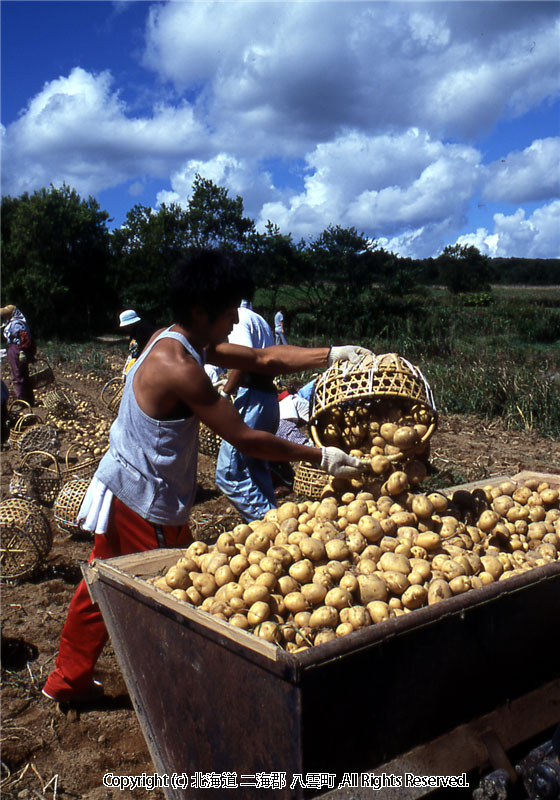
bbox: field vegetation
[3,181,559,439]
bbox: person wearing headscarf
[1,305,35,404]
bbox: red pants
[43,497,192,701]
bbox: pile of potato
[147,475,560,652]
[316,398,434,495]
[46,395,111,457]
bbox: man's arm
[222,368,243,396]
[207,342,330,374]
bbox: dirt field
[1,353,559,800]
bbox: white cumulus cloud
[2,67,206,196]
[457,201,560,258]
[483,138,560,204]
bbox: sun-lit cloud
[2,67,207,196]
[483,138,560,204]
[2,2,559,259]
[457,201,560,258]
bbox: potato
[401,585,427,610]
[165,566,191,590]
[230,613,250,630]
[339,573,359,594]
[214,565,235,587]
[301,583,327,606]
[247,601,270,626]
[480,555,503,579]
[245,531,272,553]
[191,573,217,598]
[315,630,337,645]
[370,455,391,475]
[259,556,284,577]
[216,532,237,556]
[325,587,352,610]
[378,552,411,575]
[231,524,252,544]
[284,592,308,614]
[427,579,453,605]
[309,605,339,629]
[277,501,300,523]
[449,575,471,594]
[427,493,448,514]
[411,494,434,519]
[478,510,500,533]
[300,537,327,562]
[366,600,391,623]
[381,571,409,595]
[393,426,420,451]
[325,539,350,561]
[289,559,314,584]
[278,575,300,596]
[346,499,369,523]
[336,622,355,637]
[385,471,409,496]
[243,584,270,605]
[347,605,371,630]
[230,554,249,576]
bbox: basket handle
[101,376,123,405]
[13,412,42,433]
[20,449,61,477]
[8,399,32,415]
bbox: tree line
[2,179,559,341]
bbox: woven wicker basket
[8,412,43,450]
[18,424,59,456]
[29,357,55,390]
[43,386,76,418]
[7,399,32,420]
[101,377,125,415]
[293,461,330,500]
[0,498,52,582]
[310,352,437,454]
[61,444,101,484]
[199,423,222,458]
[9,450,62,506]
[54,479,90,536]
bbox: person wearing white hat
[118,309,156,377]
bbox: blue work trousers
[215,387,280,522]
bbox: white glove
[320,446,366,478]
[327,345,373,367]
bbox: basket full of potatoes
[309,352,437,496]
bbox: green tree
[248,221,303,307]
[110,203,189,321]
[1,185,111,338]
[186,174,255,250]
[437,244,493,294]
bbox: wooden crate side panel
[94,581,303,800]
[298,571,560,781]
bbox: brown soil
[1,352,559,799]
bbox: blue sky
[2,0,559,259]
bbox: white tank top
[95,328,203,525]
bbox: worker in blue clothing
[215,300,281,521]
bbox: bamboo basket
[0,498,52,582]
[199,423,222,458]
[18,424,59,456]
[9,450,62,506]
[43,386,76,418]
[293,461,330,500]
[61,443,101,484]
[101,376,125,415]
[310,352,437,456]
[8,412,43,451]
[7,399,32,420]
[54,479,90,536]
[28,357,54,390]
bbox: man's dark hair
[169,248,255,326]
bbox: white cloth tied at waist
[78,477,114,534]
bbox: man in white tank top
[43,248,371,704]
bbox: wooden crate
[84,472,560,800]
